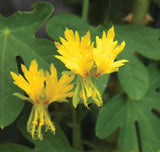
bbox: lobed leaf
[46,13,92,41]
[115,25,160,60]
[0,2,55,128]
[118,54,149,100]
[96,64,160,152]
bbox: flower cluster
[10,26,128,140]
[55,27,128,108]
[10,60,74,140]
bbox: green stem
[132,0,150,25]
[82,0,89,21]
[72,107,83,150]
[103,0,111,26]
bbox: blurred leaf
[0,144,30,152]
[115,25,160,60]
[65,0,81,5]
[0,2,54,128]
[89,0,111,25]
[153,0,160,7]
[96,64,160,152]
[0,118,75,152]
[46,13,92,41]
[118,54,149,100]
[114,25,160,100]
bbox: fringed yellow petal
[10,60,45,103]
[94,27,128,77]
[65,28,75,41]
[50,63,58,82]
[113,59,129,68]
[10,72,31,96]
[29,60,38,73]
[55,29,94,78]
[106,26,115,40]
[45,63,74,104]
[75,31,80,42]
[111,41,126,60]
[81,31,90,49]
[59,37,66,45]
[55,41,61,49]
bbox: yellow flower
[10,60,74,140]
[55,27,128,108]
[55,29,102,108]
[55,28,94,78]
[93,26,128,77]
[10,60,45,104]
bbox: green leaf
[153,0,160,7]
[96,64,160,152]
[0,118,75,152]
[0,144,30,152]
[115,25,160,60]
[114,25,160,100]
[118,54,149,100]
[0,2,54,128]
[46,13,91,41]
[95,74,110,93]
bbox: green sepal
[62,71,75,76]
[73,77,81,108]
[13,93,34,104]
[56,99,69,103]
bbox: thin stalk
[103,0,112,26]
[82,0,89,21]
[132,0,150,25]
[72,107,83,150]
